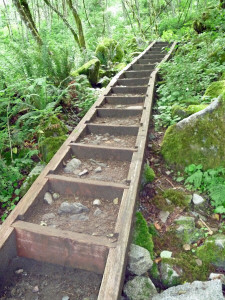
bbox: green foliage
[133,212,154,259]
[184,164,225,213]
[163,189,191,207]
[143,163,155,184]
[95,38,124,65]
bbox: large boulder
[95,38,124,65]
[204,80,225,99]
[152,280,223,300]
[123,276,158,300]
[71,59,100,86]
[161,96,225,170]
[127,244,153,276]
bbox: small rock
[98,162,107,168]
[128,244,153,276]
[183,244,191,251]
[160,262,181,287]
[40,221,47,226]
[196,258,202,266]
[53,193,60,200]
[160,251,172,258]
[209,273,225,285]
[42,213,56,220]
[44,192,53,205]
[165,170,171,175]
[15,269,23,275]
[102,138,108,141]
[58,202,89,214]
[94,208,102,216]
[64,158,82,173]
[192,193,205,205]
[124,276,157,300]
[113,198,119,205]
[62,296,70,300]
[95,167,102,173]
[114,138,121,142]
[32,286,39,293]
[212,214,220,221]
[70,214,89,221]
[78,169,89,176]
[93,199,101,206]
[159,211,170,223]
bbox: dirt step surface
[101,103,143,109]
[78,133,137,148]
[59,157,130,184]
[0,257,101,300]
[26,194,120,236]
[92,115,141,126]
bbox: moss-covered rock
[204,80,225,99]
[161,96,225,170]
[163,189,192,207]
[113,62,126,72]
[172,104,208,119]
[160,261,182,287]
[98,76,110,88]
[133,212,154,259]
[39,135,67,163]
[197,234,225,269]
[39,116,68,138]
[71,59,100,86]
[95,38,124,65]
[175,216,204,244]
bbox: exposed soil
[91,116,141,126]
[59,158,130,184]
[0,257,101,300]
[78,133,137,148]
[26,194,120,236]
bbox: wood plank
[13,221,114,274]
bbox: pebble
[93,199,101,206]
[196,259,203,266]
[160,251,172,258]
[58,202,89,214]
[15,269,23,275]
[183,244,191,251]
[113,198,119,205]
[102,138,108,141]
[32,286,39,293]
[95,167,102,173]
[114,138,121,143]
[209,273,225,285]
[53,193,60,200]
[94,208,103,216]
[62,296,70,300]
[64,158,82,173]
[79,169,89,176]
[192,193,205,205]
[70,214,89,221]
[40,221,47,226]
[44,192,53,205]
[159,211,170,223]
[42,213,56,220]
[165,170,171,175]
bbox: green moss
[39,135,67,163]
[113,62,126,72]
[186,104,208,114]
[133,212,154,259]
[204,80,225,99]
[152,195,174,212]
[40,115,68,138]
[71,59,100,85]
[20,174,39,197]
[95,38,124,65]
[149,262,160,280]
[163,189,191,207]
[161,97,225,170]
[171,104,208,119]
[143,164,155,183]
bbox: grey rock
[66,125,73,131]
[53,193,60,200]
[128,244,153,276]
[70,214,89,221]
[152,279,223,300]
[209,273,225,285]
[192,193,205,205]
[64,158,82,173]
[160,250,172,258]
[114,138,121,142]
[42,213,55,220]
[159,211,170,223]
[44,192,53,205]
[95,167,102,173]
[123,276,157,300]
[62,296,70,300]
[160,262,181,287]
[58,202,89,215]
[79,169,89,176]
[22,163,45,190]
[94,208,102,216]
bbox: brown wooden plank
[13,221,114,274]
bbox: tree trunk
[66,0,86,49]
[12,0,43,45]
